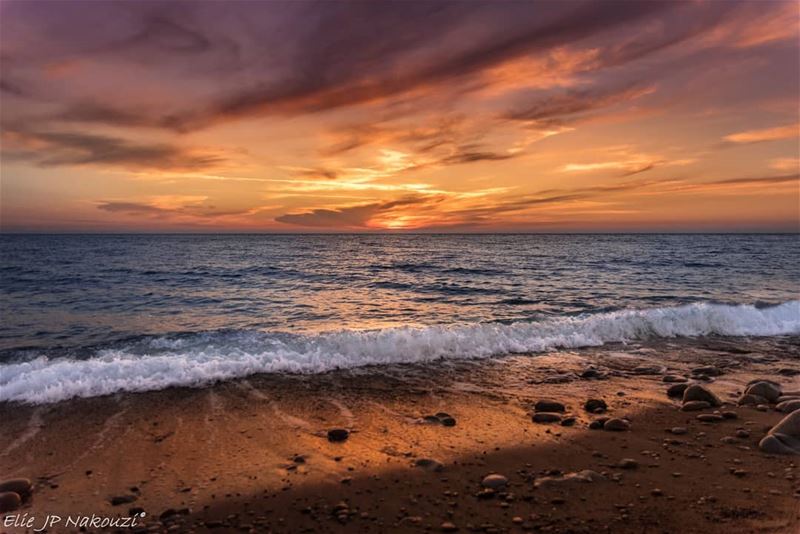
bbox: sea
[1,234,798,403]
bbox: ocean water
[1,234,798,403]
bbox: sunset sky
[1,0,798,232]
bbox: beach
[2,336,799,533]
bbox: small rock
[651,488,664,497]
[110,494,138,506]
[721,411,738,419]
[0,478,32,499]
[667,383,690,398]
[604,418,631,432]
[532,412,562,423]
[692,366,723,377]
[0,492,21,513]
[589,417,610,430]
[736,429,750,438]
[681,401,711,412]
[738,394,769,406]
[682,385,722,407]
[696,414,724,423]
[720,436,738,444]
[535,400,565,413]
[670,427,688,435]
[663,375,688,383]
[632,365,662,375]
[617,458,638,469]
[327,429,350,442]
[560,416,576,427]
[584,399,607,413]
[414,458,444,472]
[745,380,782,403]
[481,474,508,489]
[441,521,458,532]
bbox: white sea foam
[1,301,798,404]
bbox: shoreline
[1,336,799,532]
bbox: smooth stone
[441,521,458,532]
[663,375,688,383]
[681,401,711,412]
[588,420,605,430]
[759,411,800,455]
[0,492,21,513]
[415,458,444,472]
[110,494,137,506]
[632,365,662,375]
[777,400,800,413]
[682,385,722,407]
[670,427,688,435]
[739,394,769,406]
[617,458,638,469]
[581,368,602,379]
[697,414,724,423]
[692,366,723,377]
[603,418,630,431]
[584,399,607,413]
[327,429,350,442]
[532,412,562,423]
[667,383,690,398]
[745,381,782,403]
[535,400,565,413]
[481,474,508,489]
[721,411,738,419]
[560,416,576,427]
[0,478,32,498]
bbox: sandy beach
[2,336,799,533]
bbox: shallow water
[1,234,798,403]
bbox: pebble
[327,429,350,442]
[0,478,32,499]
[481,474,508,490]
[584,399,607,413]
[110,494,138,506]
[535,400,566,413]
[415,458,444,472]
[736,429,750,438]
[670,427,688,435]
[532,412,562,423]
[696,414,724,423]
[441,521,458,532]
[738,394,769,406]
[721,411,738,419]
[692,366,723,377]
[560,416,576,427]
[604,418,631,432]
[435,412,457,426]
[663,375,688,383]
[617,458,639,469]
[0,492,21,513]
[682,385,722,407]
[745,380,782,403]
[681,401,711,412]
[667,383,690,398]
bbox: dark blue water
[2,234,798,354]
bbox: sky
[0,0,798,233]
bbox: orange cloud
[724,123,799,144]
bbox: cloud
[723,123,799,144]
[275,195,440,228]
[2,129,224,171]
[505,84,655,123]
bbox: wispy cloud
[723,123,799,144]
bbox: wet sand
[1,336,799,533]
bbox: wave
[1,301,798,404]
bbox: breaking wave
[1,301,798,404]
